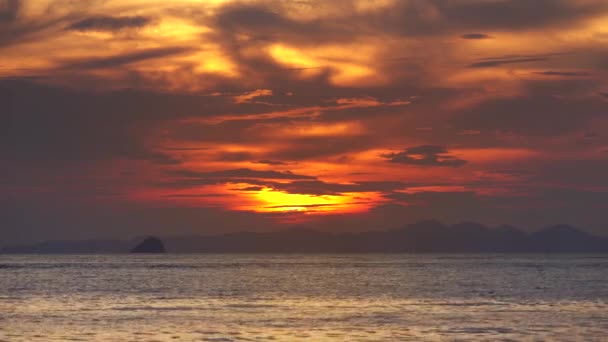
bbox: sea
[1,254,608,341]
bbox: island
[130,237,166,253]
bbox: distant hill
[2,221,608,253]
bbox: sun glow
[254,188,348,212]
[148,183,379,215]
[236,188,371,214]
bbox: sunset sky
[2,0,608,244]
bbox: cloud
[215,4,322,40]
[535,71,590,76]
[308,0,608,37]
[265,180,409,196]
[2,0,608,245]
[216,5,284,30]
[67,15,152,31]
[461,33,491,39]
[161,193,233,198]
[0,0,19,22]
[0,79,210,163]
[209,0,608,42]
[160,174,409,196]
[216,151,253,161]
[425,0,608,32]
[233,89,273,104]
[267,136,375,161]
[254,160,288,166]
[264,203,338,209]
[0,4,80,48]
[469,57,548,68]
[235,186,264,191]
[385,190,477,204]
[451,82,608,136]
[226,0,608,41]
[60,47,191,70]
[164,147,212,151]
[168,168,317,180]
[381,145,468,167]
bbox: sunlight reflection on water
[1,254,608,341]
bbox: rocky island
[130,237,166,253]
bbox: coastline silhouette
[3,220,607,254]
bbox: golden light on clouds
[269,45,319,69]
[275,121,366,137]
[3,0,608,232]
[142,17,209,41]
[234,89,273,103]
[268,43,382,86]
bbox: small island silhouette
[130,237,166,253]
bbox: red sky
[2,0,608,244]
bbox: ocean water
[1,255,608,341]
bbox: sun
[241,187,375,214]
[253,188,347,212]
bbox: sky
[2,0,608,245]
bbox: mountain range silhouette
[2,221,607,253]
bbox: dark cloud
[583,131,599,139]
[535,71,591,76]
[0,9,82,48]
[67,15,152,31]
[267,136,375,161]
[254,160,288,165]
[234,186,264,191]
[161,193,233,198]
[164,147,212,151]
[160,176,410,196]
[385,190,478,204]
[381,145,468,167]
[216,151,253,162]
[216,6,285,31]
[211,0,608,43]
[60,47,191,70]
[451,82,608,137]
[529,159,608,188]
[267,180,357,196]
[168,168,317,180]
[345,1,600,40]
[461,33,491,39]
[265,180,409,196]
[0,79,228,162]
[0,88,167,162]
[264,203,338,209]
[0,0,19,22]
[469,57,548,68]
[0,76,317,163]
[413,0,608,32]
[214,4,331,43]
